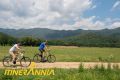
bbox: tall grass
[0,64,120,80]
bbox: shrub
[78,63,84,72]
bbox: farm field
[0,46,120,62]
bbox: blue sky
[0,0,120,30]
[84,0,120,19]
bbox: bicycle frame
[33,49,56,63]
[3,50,31,67]
[15,51,24,61]
[39,50,51,57]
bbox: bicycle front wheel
[20,57,31,67]
[47,55,56,63]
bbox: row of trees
[0,32,17,46]
[64,33,120,47]
[0,34,43,46]
[0,32,120,47]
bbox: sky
[0,0,120,30]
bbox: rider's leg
[40,49,46,61]
[41,51,44,61]
[42,50,47,62]
[9,51,16,64]
[39,50,42,57]
[9,52,15,61]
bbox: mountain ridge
[0,27,120,39]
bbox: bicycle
[2,50,31,67]
[33,50,56,63]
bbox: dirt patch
[0,62,120,69]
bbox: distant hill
[0,28,83,39]
[61,28,120,47]
[0,32,13,39]
[0,27,120,39]
[0,28,54,39]
[0,28,120,47]
[0,32,16,45]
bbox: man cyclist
[9,43,21,64]
[39,40,48,62]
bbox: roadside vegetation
[0,64,120,80]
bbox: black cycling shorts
[39,49,45,53]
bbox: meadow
[0,64,120,80]
[0,46,120,62]
[0,46,120,80]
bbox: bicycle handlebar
[18,49,25,54]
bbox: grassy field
[0,64,120,80]
[0,46,120,62]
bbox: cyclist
[39,40,48,62]
[9,43,21,64]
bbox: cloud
[0,0,13,11]
[74,16,105,30]
[111,0,120,10]
[0,0,95,29]
[0,0,119,30]
[56,16,105,30]
[110,22,120,29]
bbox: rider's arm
[45,45,50,51]
[45,46,48,49]
[15,44,21,50]
[44,46,47,51]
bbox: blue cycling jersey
[39,42,45,50]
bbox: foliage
[0,28,120,47]
[0,32,17,46]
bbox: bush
[78,63,84,72]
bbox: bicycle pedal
[41,60,47,62]
[13,61,16,64]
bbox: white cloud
[111,0,120,10]
[60,16,105,30]
[0,0,119,30]
[110,22,120,29]
[0,0,96,30]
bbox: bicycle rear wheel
[47,55,56,63]
[20,56,31,67]
[33,54,41,63]
[3,56,12,67]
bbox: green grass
[0,65,120,80]
[0,46,120,62]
